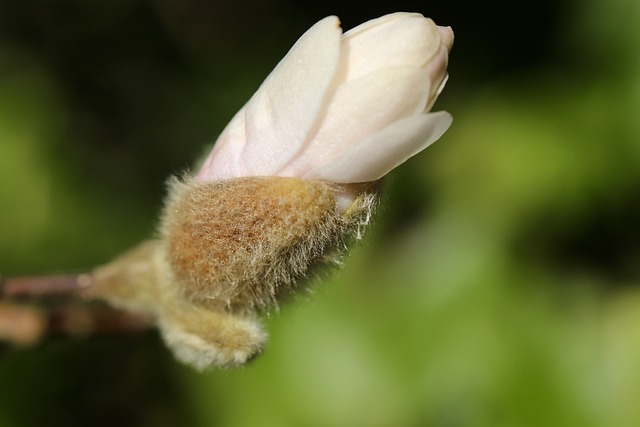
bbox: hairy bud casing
[91,176,377,369]
[161,177,340,312]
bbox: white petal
[342,13,442,81]
[239,16,343,176]
[277,66,431,177]
[303,111,452,183]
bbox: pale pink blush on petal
[437,26,455,52]
[303,111,452,183]
[239,16,343,176]
[197,105,247,181]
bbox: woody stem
[0,273,153,344]
[0,273,93,300]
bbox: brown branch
[0,273,93,300]
[0,273,153,345]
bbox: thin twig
[0,273,93,300]
[0,273,153,344]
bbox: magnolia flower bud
[197,13,452,187]
[90,12,453,370]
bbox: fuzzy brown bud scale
[91,176,378,369]
[162,177,340,312]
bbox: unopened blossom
[91,13,454,370]
[197,12,453,188]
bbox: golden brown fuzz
[161,177,342,311]
[91,176,379,369]
[157,300,267,370]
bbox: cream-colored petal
[342,13,442,82]
[303,111,452,183]
[278,66,431,177]
[239,16,343,176]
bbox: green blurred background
[1,0,639,426]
